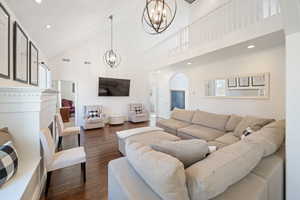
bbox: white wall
[279,0,300,198]
[0,0,48,87]
[170,73,189,90]
[285,31,300,200]
[48,0,191,125]
[49,34,152,125]
[155,44,286,119]
[60,80,75,101]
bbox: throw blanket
[117,127,163,139]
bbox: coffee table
[116,127,180,155]
[109,115,125,125]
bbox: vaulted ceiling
[6,0,190,58]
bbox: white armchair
[83,105,106,130]
[128,103,149,123]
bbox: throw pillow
[225,114,243,132]
[0,141,18,187]
[244,120,285,157]
[88,110,99,118]
[126,142,190,200]
[0,128,12,146]
[151,139,209,168]
[134,107,143,114]
[233,116,274,137]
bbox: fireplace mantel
[0,87,58,200]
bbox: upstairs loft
[143,0,283,69]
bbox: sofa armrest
[185,140,264,200]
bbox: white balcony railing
[147,0,282,62]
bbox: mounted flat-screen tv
[98,77,130,96]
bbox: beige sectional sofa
[157,109,231,141]
[158,109,274,146]
[109,109,285,200]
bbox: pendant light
[142,0,177,35]
[104,15,121,68]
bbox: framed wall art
[13,22,28,83]
[29,42,39,86]
[0,3,10,79]
[238,76,250,87]
[227,77,237,88]
[251,74,265,87]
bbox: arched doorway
[169,73,189,111]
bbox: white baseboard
[32,171,46,200]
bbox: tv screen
[98,77,130,96]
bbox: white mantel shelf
[0,87,58,200]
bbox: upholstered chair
[40,128,86,195]
[128,103,149,123]
[56,113,81,148]
[83,105,106,130]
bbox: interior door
[170,90,185,110]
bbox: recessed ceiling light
[46,25,51,29]
[247,45,255,49]
[35,0,42,4]
[187,62,192,65]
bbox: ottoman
[116,127,180,155]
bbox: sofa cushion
[126,142,190,200]
[207,141,229,149]
[0,128,12,146]
[151,139,209,168]
[233,116,274,137]
[157,118,190,131]
[185,140,264,200]
[245,120,285,157]
[126,131,180,147]
[225,115,243,132]
[171,108,195,123]
[178,125,225,141]
[108,157,162,200]
[212,173,267,200]
[215,132,240,145]
[192,110,230,132]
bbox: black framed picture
[0,3,10,79]
[13,22,28,83]
[238,77,250,87]
[251,75,265,87]
[29,42,39,86]
[227,77,237,88]
[72,82,75,93]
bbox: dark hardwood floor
[41,122,149,200]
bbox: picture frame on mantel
[0,3,10,79]
[13,22,29,83]
[29,42,39,86]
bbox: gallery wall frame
[227,77,237,88]
[13,21,29,83]
[29,41,39,86]
[0,3,10,79]
[238,76,250,87]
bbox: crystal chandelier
[142,0,177,34]
[104,15,121,68]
